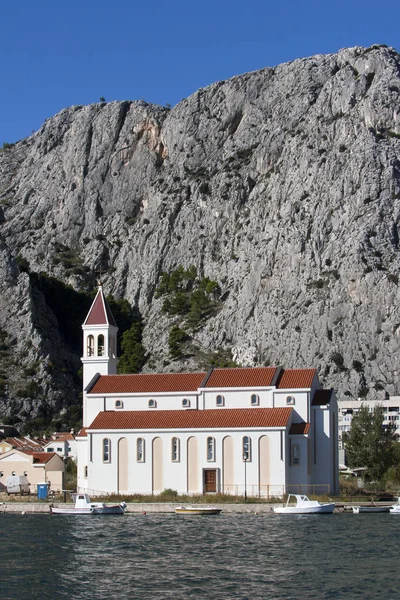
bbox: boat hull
[51,503,126,515]
[175,507,222,515]
[274,504,335,514]
[352,506,390,514]
[273,494,335,514]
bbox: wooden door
[204,469,217,493]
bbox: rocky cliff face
[1,44,400,428]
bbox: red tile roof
[84,286,117,327]
[289,422,310,435]
[77,428,87,437]
[89,372,207,394]
[22,451,57,464]
[88,367,320,395]
[204,367,278,388]
[277,369,316,389]
[49,432,75,441]
[3,437,45,451]
[88,407,292,430]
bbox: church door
[203,469,217,493]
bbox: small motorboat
[175,506,222,515]
[273,494,335,514]
[50,493,126,515]
[390,498,400,514]
[352,505,390,514]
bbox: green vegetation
[117,321,146,373]
[155,265,220,329]
[342,405,398,482]
[155,265,223,359]
[168,326,189,358]
[331,352,346,372]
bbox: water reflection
[1,513,400,599]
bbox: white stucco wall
[85,428,287,497]
[202,388,273,409]
[273,390,310,422]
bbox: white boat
[390,498,400,514]
[175,506,222,515]
[50,493,126,515]
[352,505,390,514]
[273,494,335,514]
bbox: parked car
[6,475,30,495]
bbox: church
[77,285,339,497]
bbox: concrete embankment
[0,502,276,514]
[1,501,392,514]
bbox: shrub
[331,352,346,371]
[168,326,189,358]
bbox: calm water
[1,512,399,599]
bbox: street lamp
[243,453,248,501]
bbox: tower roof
[83,285,117,327]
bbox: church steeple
[81,284,118,418]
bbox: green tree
[342,405,397,481]
[117,322,146,373]
[168,326,188,358]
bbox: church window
[216,394,224,407]
[115,400,123,409]
[286,395,295,406]
[171,437,180,462]
[292,444,300,465]
[87,335,94,357]
[242,436,251,461]
[250,394,259,406]
[84,466,88,478]
[137,438,145,462]
[207,436,215,461]
[98,335,105,357]
[103,438,111,462]
[148,399,157,408]
[182,398,190,407]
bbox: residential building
[338,396,400,464]
[0,449,65,492]
[43,431,77,460]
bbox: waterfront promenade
[0,500,391,514]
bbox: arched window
[137,438,145,462]
[286,395,295,406]
[148,399,157,408]
[250,394,259,406]
[292,444,300,465]
[242,436,251,461]
[216,394,224,407]
[207,436,215,461]
[84,466,88,478]
[87,335,94,357]
[115,400,123,409]
[103,438,111,462]
[98,334,105,356]
[182,398,191,408]
[171,437,180,462]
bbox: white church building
[77,286,339,497]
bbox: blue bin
[37,483,49,500]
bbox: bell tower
[81,283,118,393]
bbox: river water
[1,512,399,599]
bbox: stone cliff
[1,44,400,428]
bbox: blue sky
[2,0,399,144]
